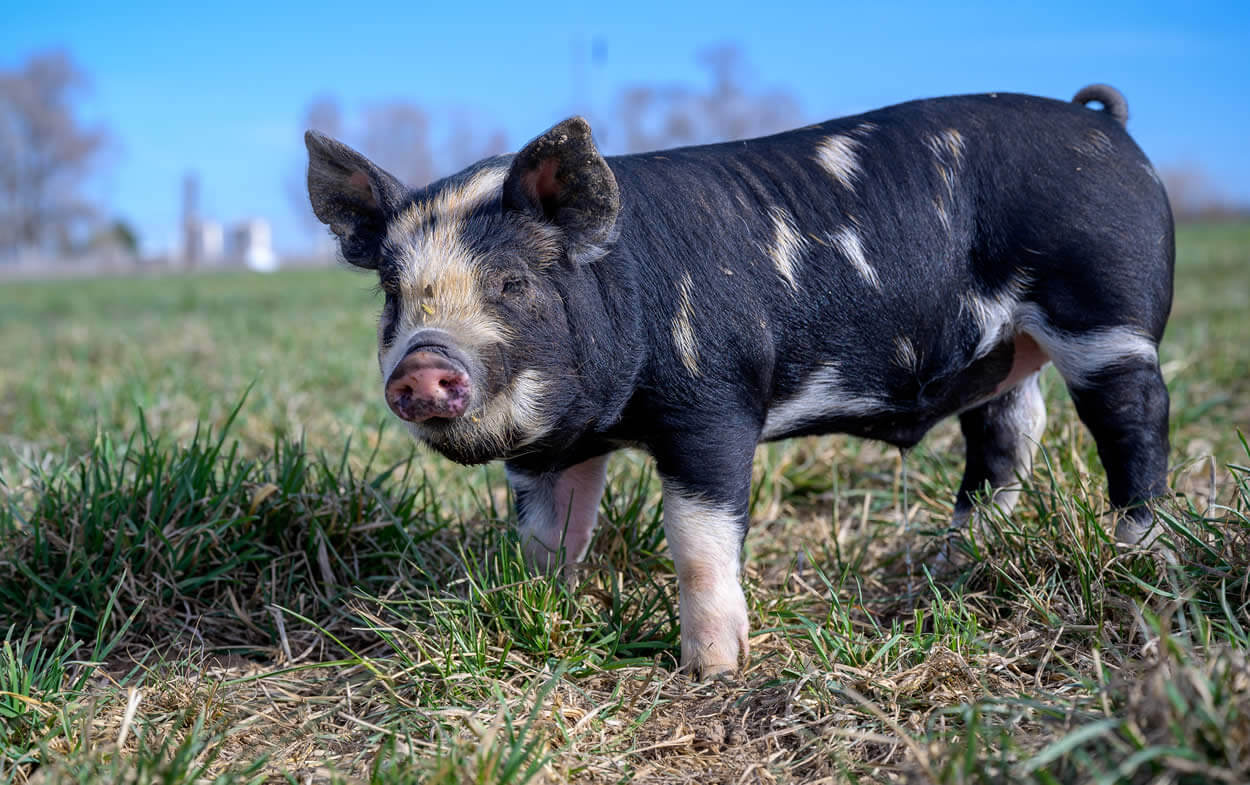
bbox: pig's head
[305,118,621,465]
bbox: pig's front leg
[656,434,754,679]
[507,455,610,574]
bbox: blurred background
[2,0,1247,276]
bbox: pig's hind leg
[1017,302,1171,545]
[1062,354,1171,545]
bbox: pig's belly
[762,334,1049,448]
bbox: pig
[305,84,1173,678]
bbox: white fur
[826,226,880,290]
[956,293,1157,389]
[671,271,701,376]
[991,371,1046,514]
[762,364,888,440]
[894,335,919,372]
[1071,128,1114,159]
[1014,303,1158,388]
[764,207,807,291]
[926,129,964,234]
[662,485,749,677]
[960,289,1018,360]
[814,134,863,192]
[925,128,965,163]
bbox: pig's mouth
[381,331,544,464]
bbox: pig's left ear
[502,117,620,263]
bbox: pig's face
[373,167,568,464]
[306,118,620,464]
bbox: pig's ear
[305,131,406,269]
[502,117,620,263]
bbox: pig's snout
[385,350,472,423]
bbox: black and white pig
[305,85,1173,678]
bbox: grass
[0,221,1248,783]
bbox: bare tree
[1159,164,1248,221]
[359,101,436,189]
[302,95,343,139]
[442,106,509,174]
[288,95,344,236]
[292,96,510,251]
[608,43,801,154]
[0,51,108,256]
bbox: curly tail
[1073,84,1128,126]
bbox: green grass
[1,222,1248,783]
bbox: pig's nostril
[438,378,450,389]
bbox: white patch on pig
[959,275,1034,361]
[389,166,508,235]
[814,134,863,192]
[671,271,701,376]
[662,484,749,677]
[927,129,964,234]
[1014,303,1158,389]
[933,197,951,234]
[960,289,1017,360]
[893,335,919,373]
[826,226,880,290]
[1003,372,1047,489]
[761,364,888,439]
[764,207,807,291]
[926,128,965,164]
[484,368,553,446]
[1071,128,1114,160]
[510,455,609,573]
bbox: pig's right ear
[305,131,406,269]
[502,117,620,264]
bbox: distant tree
[442,106,509,174]
[608,43,802,154]
[288,95,345,237]
[1159,164,1248,221]
[0,51,109,256]
[291,96,509,250]
[302,95,343,140]
[88,218,139,254]
[359,101,436,189]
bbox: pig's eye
[500,276,528,297]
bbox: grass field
[1,222,1248,783]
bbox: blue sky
[5,0,1248,255]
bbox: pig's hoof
[1114,515,1161,547]
[926,529,976,575]
[686,659,737,681]
[1114,513,1177,565]
[680,619,749,681]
